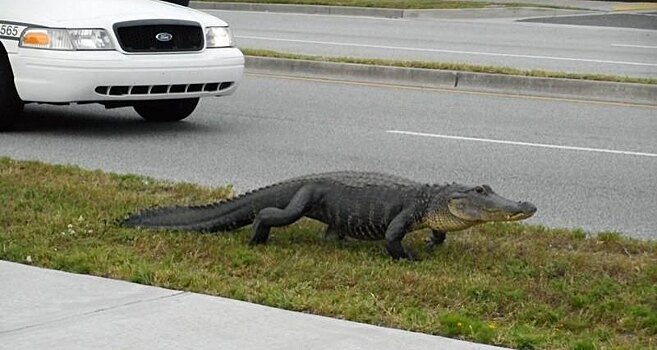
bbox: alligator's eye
[475,186,485,194]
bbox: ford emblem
[155,32,173,42]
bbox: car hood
[1,0,227,28]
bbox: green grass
[198,0,586,10]
[1,157,656,349]
[243,49,657,85]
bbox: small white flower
[25,255,32,263]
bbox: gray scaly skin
[122,171,537,259]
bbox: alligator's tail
[121,202,252,232]
[121,181,303,232]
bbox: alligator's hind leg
[249,186,318,245]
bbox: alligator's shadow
[10,104,217,136]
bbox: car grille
[94,82,234,96]
[114,20,203,53]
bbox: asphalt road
[2,73,656,239]
[208,10,657,78]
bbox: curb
[192,1,402,17]
[190,1,592,19]
[245,56,657,106]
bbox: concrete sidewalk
[1,260,508,349]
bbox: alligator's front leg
[384,209,415,260]
[250,185,317,245]
[425,230,446,250]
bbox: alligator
[122,171,537,259]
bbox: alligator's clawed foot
[386,246,417,261]
[403,251,418,261]
[248,237,267,246]
[425,230,447,251]
[249,222,270,245]
[424,238,435,251]
[322,226,345,242]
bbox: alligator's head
[423,184,537,232]
[447,184,536,222]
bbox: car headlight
[20,28,114,51]
[68,29,114,50]
[205,27,234,48]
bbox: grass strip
[1,157,656,349]
[197,0,586,10]
[243,48,657,85]
[199,0,499,10]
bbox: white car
[0,0,244,129]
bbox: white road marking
[612,43,657,49]
[237,35,657,67]
[386,130,657,158]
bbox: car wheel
[0,51,23,131]
[133,98,199,122]
[161,0,190,5]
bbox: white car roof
[1,0,227,28]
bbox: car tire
[133,98,199,122]
[0,50,23,131]
[161,0,190,6]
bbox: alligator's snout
[508,201,537,220]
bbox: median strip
[244,52,657,106]
[192,0,589,18]
[241,36,657,68]
[614,3,657,11]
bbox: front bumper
[9,47,244,103]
